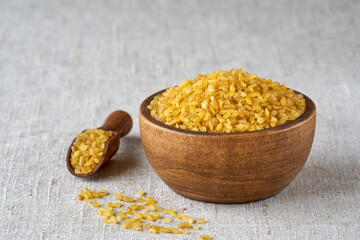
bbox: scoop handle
[100,110,133,138]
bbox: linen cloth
[0,0,359,239]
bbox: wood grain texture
[140,90,316,203]
[66,110,132,178]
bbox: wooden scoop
[66,110,133,178]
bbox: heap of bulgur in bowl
[147,68,305,133]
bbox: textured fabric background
[0,0,359,239]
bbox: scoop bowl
[66,110,132,178]
[139,89,316,203]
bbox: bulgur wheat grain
[148,68,305,133]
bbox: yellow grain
[193,225,200,230]
[176,212,184,219]
[134,212,144,219]
[178,222,191,228]
[121,222,131,229]
[152,225,162,231]
[137,197,145,203]
[146,214,155,221]
[124,196,135,202]
[160,228,172,233]
[130,204,138,210]
[162,217,171,224]
[149,228,157,234]
[132,225,142,231]
[157,206,164,212]
[110,216,117,224]
[115,193,124,201]
[200,235,212,239]
[106,202,113,208]
[153,212,161,220]
[98,188,107,196]
[118,212,127,220]
[148,68,305,133]
[77,194,84,201]
[196,218,206,224]
[113,202,121,208]
[76,187,210,237]
[181,229,189,234]
[143,223,152,229]
[104,219,112,224]
[163,208,174,214]
[70,129,112,174]
[126,207,133,215]
[171,228,181,234]
[146,197,157,203]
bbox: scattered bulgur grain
[76,188,211,237]
[152,225,162,231]
[181,229,189,234]
[178,222,191,228]
[153,212,161,219]
[149,228,157,234]
[171,228,181,234]
[104,219,112,224]
[121,222,131,229]
[146,197,157,203]
[77,194,84,201]
[126,207,133,215]
[160,228,172,233]
[130,204,138,210]
[113,202,121,208]
[98,189,107,196]
[132,225,142,231]
[193,225,200,230]
[137,197,145,203]
[118,212,127,220]
[142,200,152,206]
[197,218,206,224]
[163,217,171,224]
[134,212,144,219]
[146,214,155,221]
[110,216,118,224]
[163,208,174,214]
[143,223,152,229]
[157,206,164,212]
[149,205,157,211]
[115,193,124,201]
[92,192,100,198]
[123,196,135,202]
[106,202,113,208]
[200,235,212,239]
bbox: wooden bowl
[139,89,316,203]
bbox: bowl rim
[140,88,316,136]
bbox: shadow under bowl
[139,89,316,203]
